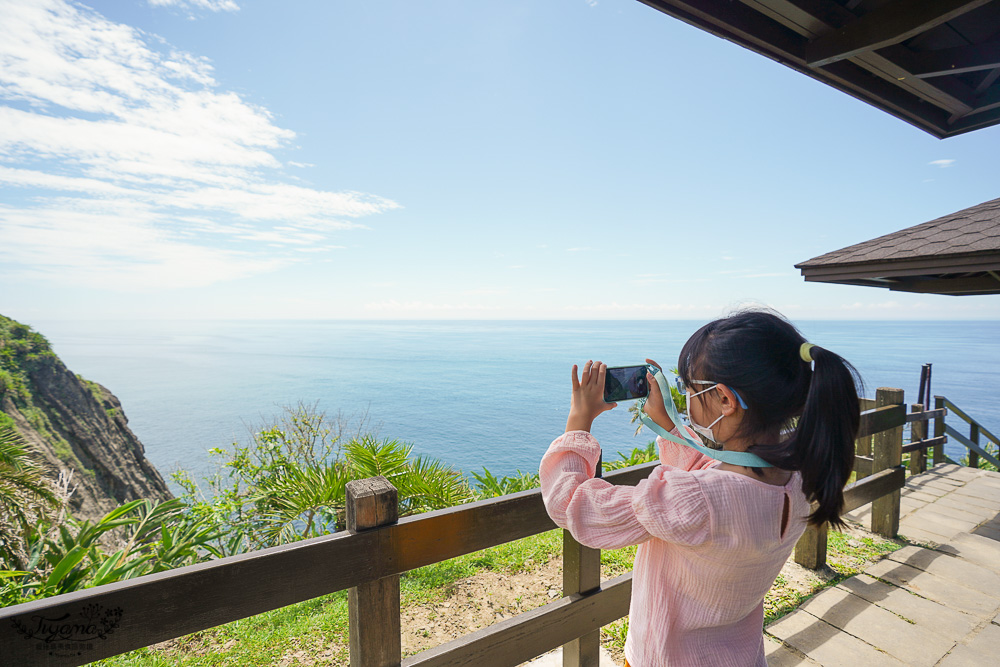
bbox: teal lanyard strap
[640,368,774,469]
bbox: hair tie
[800,343,816,363]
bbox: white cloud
[928,159,955,168]
[566,247,590,252]
[0,0,398,290]
[148,0,240,12]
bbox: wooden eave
[637,0,1000,138]
[797,251,1000,294]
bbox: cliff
[0,315,171,519]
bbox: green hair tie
[800,343,816,363]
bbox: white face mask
[686,385,725,445]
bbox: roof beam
[805,0,995,68]
[907,40,1000,78]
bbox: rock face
[0,315,171,519]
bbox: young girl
[539,310,860,667]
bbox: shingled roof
[795,197,1000,295]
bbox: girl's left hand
[565,361,616,432]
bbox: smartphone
[603,364,649,403]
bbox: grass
[92,524,902,666]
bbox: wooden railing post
[563,455,602,667]
[872,388,904,538]
[969,423,980,469]
[347,476,401,667]
[794,519,828,570]
[909,403,926,475]
[933,396,945,465]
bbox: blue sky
[1,0,999,322]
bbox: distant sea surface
[30,320,1000,493]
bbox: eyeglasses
[675,377,748,410]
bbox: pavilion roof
[639,0,1000,138]
[795,197,1000,295]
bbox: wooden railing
[1,387,934,667]
[938,396,1000,470]
[792,386,947,569]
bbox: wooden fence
[0,386,946,667]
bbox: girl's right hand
[643,358,676,432]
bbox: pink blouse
[539,429,810,667]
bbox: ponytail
[678,309,862,528]
[789,346,860,528]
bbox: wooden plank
[969,423,980,469]
[907,40,1000,78]
[0,529,379,666]
[934,397,947,465]
[402,574,633,667]
[854,455,873,478]
[562,532,601,667]
[943,397,1000,446]
[872,388,904,537]
[908,403,927,474]
[843,466,906,514]
[946,424,1000,470]
[857,403,905,439]
[901,435,947,454]
[804,0,994,67]
[347,476,400,667]
[905,407,946,423]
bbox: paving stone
[974,524,1000,541]
[934,533,1000,574]
[902,513,965,539]
[888,546,1000,598]
[903,490,944,503]
[764,637,820,666]
[942,492,1000,511]
[932,496,1000,522]
[912,509,981,532]
[901,515,961,540]
[975,476,1000,490]
[864,559,1000,617]
[924,501,992,523]
[837,574,978,641]
[795,586,952,666]
[953,484,1000,503]
[938,643,997,666]
[766,610,904,667]
[520,646,619,666]
[958,622,1000,661]
[905,483,950,498]
[898,524,947,546]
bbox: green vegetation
[0,423,61,571]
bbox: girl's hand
[565,361,616,432]
[642,358,676,432]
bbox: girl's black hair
[678,309,862,528]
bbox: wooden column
[969,423,980,469]
[872,388,904,538]
[933,396,946,466]
[563,455,602,667]
[909,403,926,475]
[794,518,828,570]
[347,476,401,667]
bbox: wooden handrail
[1,397,914,667]
[402,573,633,667]
[905,407,947,423]
[941,397,1000,446]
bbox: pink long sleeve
[538,429,811,667]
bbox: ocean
[29,319,1000,492]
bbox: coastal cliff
[0,315,171,519]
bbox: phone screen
[603,365,649,403]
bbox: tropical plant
[470,468,540,498]
[602,440,659,471]
[0,422,61,569]
[176,405,476,553]
[1,498,222,606]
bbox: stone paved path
[766,464,1000,666]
